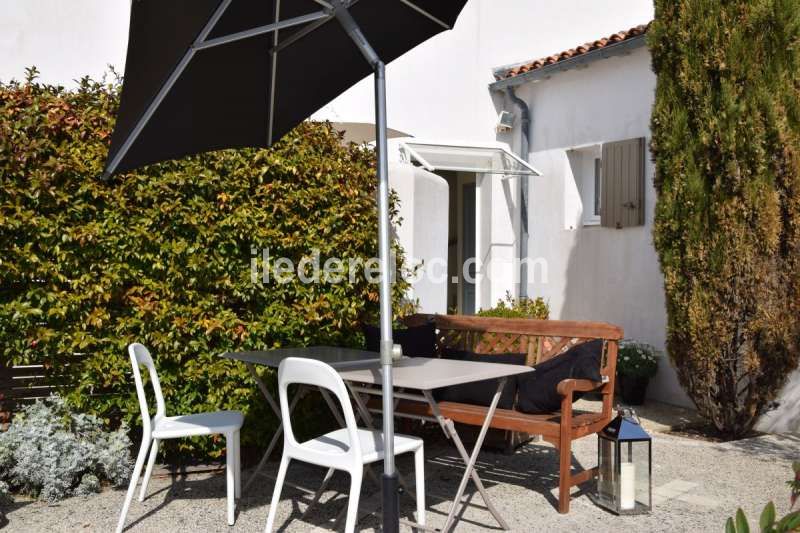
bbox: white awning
[400,142,541,176]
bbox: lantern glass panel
[615,439,651,514]
[597,435,617,508]
[627,440,651,511]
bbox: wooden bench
[399,313,623,513]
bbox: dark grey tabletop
[221,346,380,369]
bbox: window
[566,144,602,227]
[566,138,646,229]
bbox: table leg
[242,389,307,491]
[246,362,280,415]
[344,382,416,499]
[345,382,374,427]
[319,388,347,428]
[300,466,336,521]
[243,420,283,492]
[308,389,356,506]
[243,363,282,492]
[242,366,308,493]
[423,379,511,532]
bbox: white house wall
[0,0,130,84]
[388,162,449,314]
[477,173,520,312]
[510,46,693,408]
[312,0,654,144]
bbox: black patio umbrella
[101,0,468,529]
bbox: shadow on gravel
[238,437,593,530]
[719,433,800,462]
[426,441,593,513]
[1,497,34,528]
[117,433,593,531]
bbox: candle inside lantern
[620,462,636,510]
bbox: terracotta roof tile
[496,23,650,81]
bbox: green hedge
[0,69,410,458]
[649,1,800,435]
[477,291,549,320]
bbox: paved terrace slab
[2,426,797,532]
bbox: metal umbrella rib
[266,0,281,147]
[399,0,451,29]
[103,4,331,179]
[194,10,329,51]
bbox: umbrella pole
[374,60,400,533]
[331,4,399,530]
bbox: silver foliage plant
[0,395,133,502]
[0,480,10,505]
[0,479,9,525]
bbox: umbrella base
[382,472,400,533]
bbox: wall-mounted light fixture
[496,110,514,132]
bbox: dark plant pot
[619,374,649,405]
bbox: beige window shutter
[600,137,645,228]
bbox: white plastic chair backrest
[128,343,166,435]
[278,357,361,462]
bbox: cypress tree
[650,0,800,436]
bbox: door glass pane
[461,182,476,314]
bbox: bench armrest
[556,378,606,397]
[557,376,615,424]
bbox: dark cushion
[434,349,526,409]
[516,339,604,414]
[362,322,436,357]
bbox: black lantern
[592,408,652,514]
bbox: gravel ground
[2,430,798,532]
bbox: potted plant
[616,341,659,405]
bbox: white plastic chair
[265,357,425,533]
[116,343,244,533]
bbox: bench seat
[388,399,607,439]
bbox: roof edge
[489,33,647,91]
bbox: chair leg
[116,434,150,533]
[226,433,236,526]
[344,467,363,533]
[233,430,241,499]
[265,456,290,533]
[414,446,426,526]
[138,438,159,502]
[558,438,572,514]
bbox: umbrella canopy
[101,1,468,531]
[105,0,464,175]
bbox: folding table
[338,356,533,532]
[221,347,380,494]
